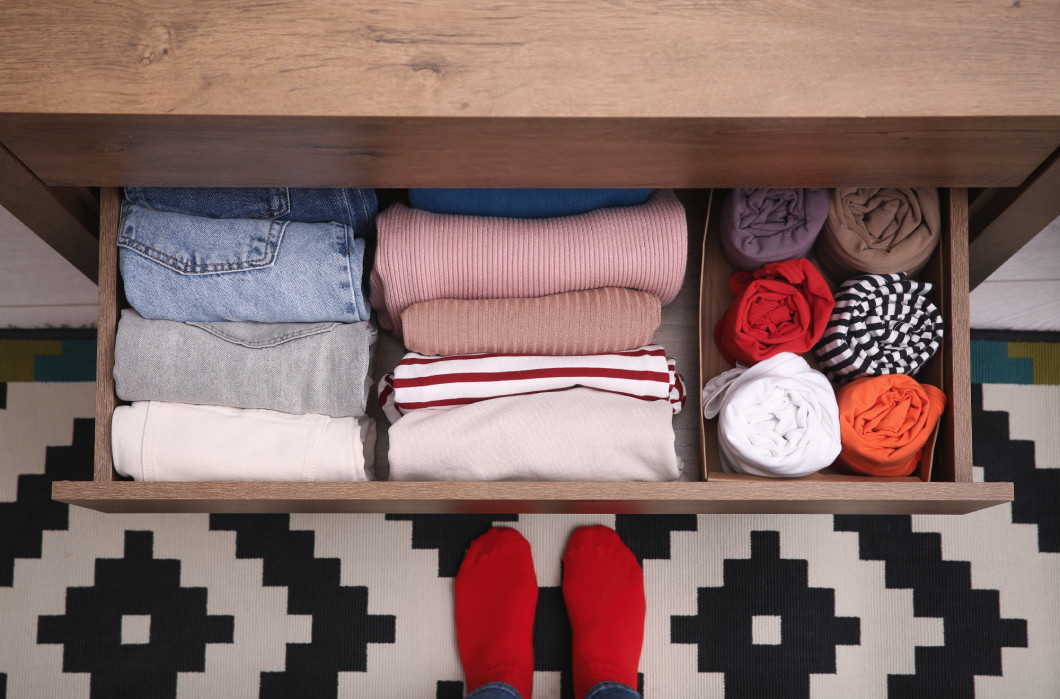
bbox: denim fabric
[118,202,370,322]
[464,681,640,699]
[114,309,376,417]
[465,682,523,699]
[124,187,377,232]
[407,189,653,218]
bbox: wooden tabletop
[1,1,1058,188]
[1,0,1058,119]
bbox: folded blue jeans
[118,202,370,323]
[407,189,653,218]
[124,187,377,231]
[465,681,640,699]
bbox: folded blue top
[124,187,377,232]
[118,203,370,323]
[407,188,653,218]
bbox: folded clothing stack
[113,188,379,482]
[375,189,686,481]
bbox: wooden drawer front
[52,188,1012,514]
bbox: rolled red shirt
[714,258,835,366]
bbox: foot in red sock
[456,527,538,698]
[562,525,645,698]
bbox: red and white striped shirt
[379,345,686,423]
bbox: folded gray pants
[114,309,376,417]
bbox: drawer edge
[52,481,1013,515]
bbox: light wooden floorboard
[0,204,97,328]
[971,214,1060,331]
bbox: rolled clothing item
[701,352,841,478]
[719,188,829,270]
[834,374,946,477]
[370,189,687,335]
[401,288,661,356]
[114,309,376,417]
[407,188,653,218]
[124,187,377,231]
[815,274,944,383]
[816,187,941,278]
[714,258,834,366]
[378,345,687,422]
[118,202,370,323]
[387,388,680,481]
[112,401,375,482]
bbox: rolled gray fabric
[720,188,829,270]
[114,309,376,417]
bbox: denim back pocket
[124,187,291,220]
[185,321,338,348]
[118,202,287,275]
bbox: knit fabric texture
[815,273,944,383]
[833,374,947,477]
[378,345,686,422]
[386,388,680,482]
[370,189,687,336]
[816,187,941,279]
[702,353,841,478]
[401,288,661,356]
[408,188,653,218]
[719,188,829,270]
[714,258,835,366]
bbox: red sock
[455,527,538,698]
[562,525,645,698]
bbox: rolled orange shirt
[834,374,947,477]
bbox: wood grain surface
[1,1,1057,119]
[51,480,1014,515]
[970,146,1060,289]
[93,189,120,482]
[0,114,1057,189]
[0,141,99,282]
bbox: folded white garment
[702,353,840,478]
[387,388,680,481]
[112,401,374,481]
[378,345,686,423]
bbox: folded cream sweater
[112,402,374,482]
[387,388,680,481]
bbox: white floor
[1,203,1058,330]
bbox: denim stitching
[188,322,338,348]
[229,188,290,220]
[118,220,286,274]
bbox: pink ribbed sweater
[401,288,661,356]
[370,189,687,335]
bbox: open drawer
[52,188,1013,513]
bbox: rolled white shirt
[702,353,840,478]
[112,401,374,481]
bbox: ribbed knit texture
[370,189,687,336]
[401,288,661,356]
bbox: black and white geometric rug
[0,329,1057,698]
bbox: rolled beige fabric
[401,288,661,356]
[816,188,941,278]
